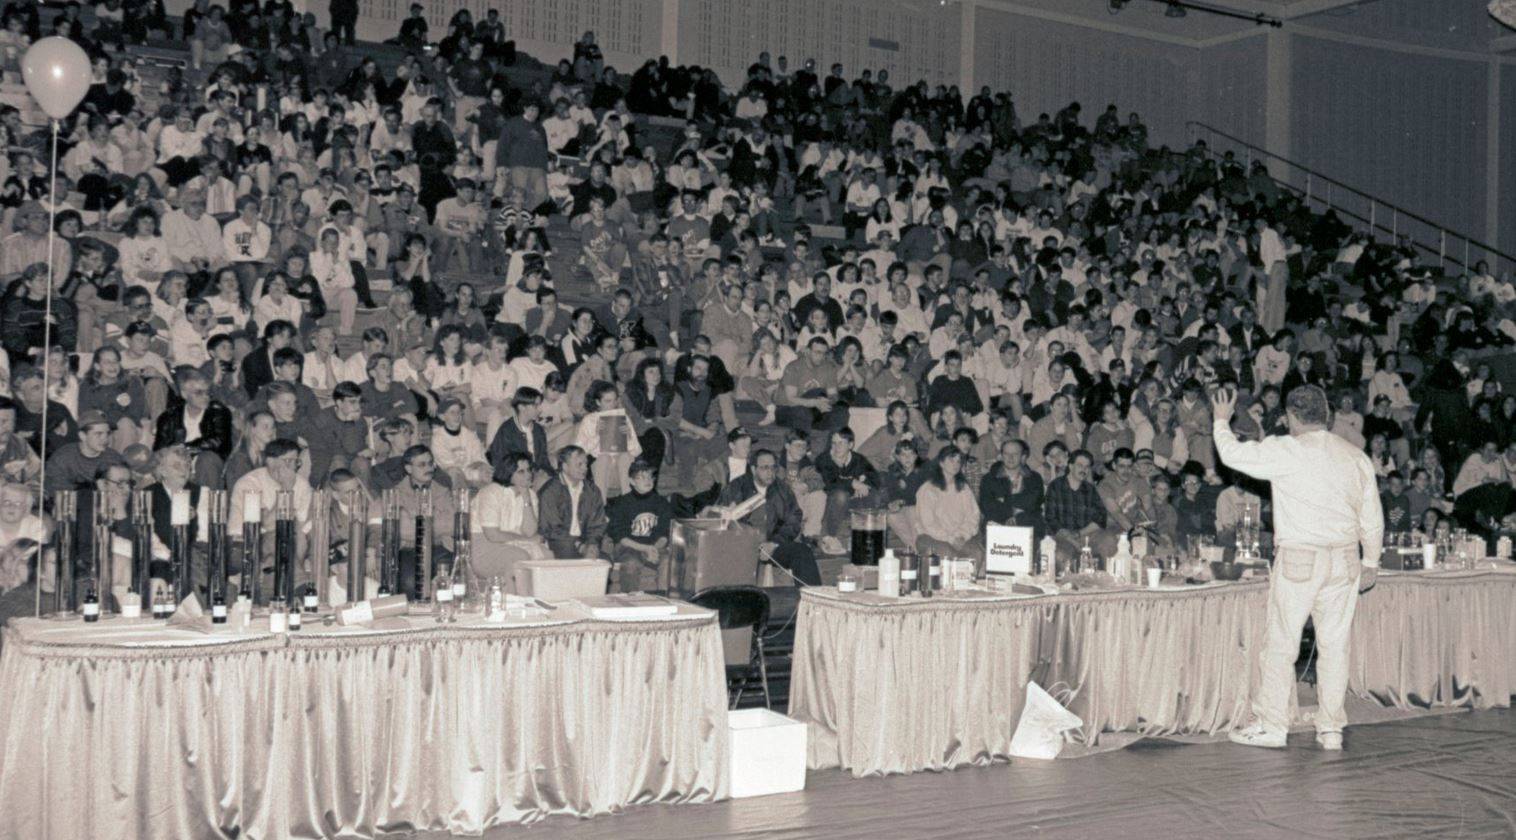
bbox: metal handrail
[1186,121,1516,278]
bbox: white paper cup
[1146,568,1162,589]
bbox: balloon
[20,37,92,121]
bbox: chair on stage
[690,585,771,709]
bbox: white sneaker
[1315,732,1343,751]
[1228,723,1287,749]
[818,536,846,556]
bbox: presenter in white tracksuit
[1211,384,1382,751]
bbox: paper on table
[166,593,213,633]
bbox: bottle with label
[211,592,227,625]
[1079,536,1094,574]
[920,554,938,598]
[1038,535,1057,578]
[269,602,288,633]
[877,549,900,598]
[151,590,167,620]
[287,600,303,631]
[898,552,919,595]
[302,586,319,614]
[82,585,100,623]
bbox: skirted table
[0,604,730,839]
[789,567,1516,777]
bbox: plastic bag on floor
[1009,681,1083,760]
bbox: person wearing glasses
[714,448,820,585]
[229,438,315,593]
[390,446,457,599]
[142,445,210,598]
[104,287,171,357]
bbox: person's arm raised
[1210,385,1292,481]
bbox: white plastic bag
[1008,681,1083,760]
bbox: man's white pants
[1254,543,1361,736]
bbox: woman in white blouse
[116,206,173,293]
[252,272,304,334]
[205,267,252,337]
[472,453,551,589]
[1367,351,1414,423]
[423,325,474,423]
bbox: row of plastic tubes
[47,486,473,618]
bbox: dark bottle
[82,586,100,623]
[287,598,303,631]
[211,592,227,625]
[920,554,938,598]
[898,552,919,596]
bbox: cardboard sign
[985,524,1035,577]
[596,413,630,454]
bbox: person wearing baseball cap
[42,410,128,494]
[433,177,485,272]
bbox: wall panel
[1501,63,1516,261]
[972,7,1196,148]
[353,0,662,71]
[676,0,963,93]
[1289,34,1488,256]
[1193,35,1268,149]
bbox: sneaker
[1315,732,1342,751]
[1227,723,1286,749]
[818,535,846,556]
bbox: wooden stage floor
[424,707,1516,840]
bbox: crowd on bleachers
[1,0,1515,601]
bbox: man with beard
[668,355,726,495]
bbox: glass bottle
[269,601,288,633]
[82,582,100,623]
[287,598,303,631]
[487,576,505,620]
[211,590,227,625]
[433,564,456,623]
[1079,536,1094,574]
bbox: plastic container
[728,708,808,798]
[512,559,611,601]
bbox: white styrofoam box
[728,708,808,798]
[512,559,610,601]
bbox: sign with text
[985,524,1035,577]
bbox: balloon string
[34,119,58,618]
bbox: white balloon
[20,37,92,121]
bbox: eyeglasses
[101,477,131,489]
